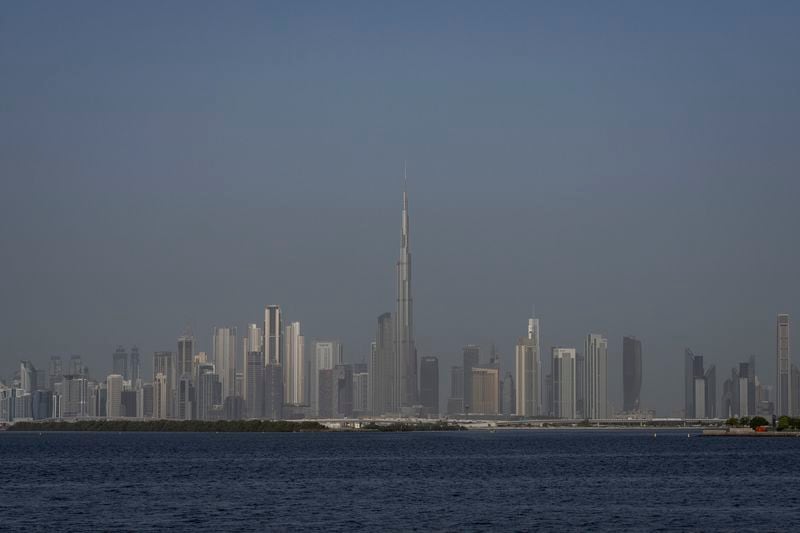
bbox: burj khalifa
[396,182,418,408]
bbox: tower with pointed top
[396,179,418,408]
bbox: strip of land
[5,419,465,433]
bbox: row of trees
[725,416,770,430]
[776,416,800,431]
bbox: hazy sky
[2,2,799,415]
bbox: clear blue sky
[2,1,799,414]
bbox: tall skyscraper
[552,348,577,419]
[502,372,516,415]
[20,361,37,393]
[373,312,396,415]
[318,368,334,418]
[447,365,464,415]
[68,355,84,376]
[462,345,480,414]
[730,357,756,417]
[120,390,138,418]
[142,383,153,418]
[368,341,377,415]
[62,375,88,418]
[48,356,63,391]
[32,390,52,420]
[575,352,585,418]
[705,364,717,419]
[312,340,342,416]
[153,373,168,419]
[177,334,194,379]
[213,326,238,402]
[176,373,193,420]
[284,321,305,406]
[264,363,283,419]
[153,351,175,418]
[245,351,265,418]
[685,349,715,418]
[245,323,262,355]
[791,365,800,419]
[353,370,370,415]
[395,183,417,408]
[264,305,283,365]
[419,356,439,417]
[130,346,141,385]
[471,367,499,415]
[515,318,540,417]
[106,374,123,418]
[334,364,354,418]
[585,334,608,419]
[195,363,217,421]
[622,336,642,413]
[777,314,791,416]
[112,346,128,380]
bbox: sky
[1,1,799,415]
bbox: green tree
[725,417,739,427]
[749,416,769,430]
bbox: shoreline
[702,429,800,437]
[4,420,466,433]
[2,420,747,434]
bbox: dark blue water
[1,429,799,531]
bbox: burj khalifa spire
[396,168,417,408]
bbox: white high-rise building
[213,326,238,402]
[311,340,343,416]
[585,333,608,419]
[515,318,540,417]
[284,322,305,405]
[247,323,262,352]
[63,375,89,418]
[552,348,576,419]
[20,361,36,394]
[244,324,262,359]
[694,377,707,419]
[777,314,791,416]
[106,374,123,418]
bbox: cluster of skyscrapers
[442,320,638,420]
[683,314,795,419]
[0,190,795,423]
[0,189,421,422]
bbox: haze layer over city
[2,2,799,417]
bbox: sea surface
[1,429,799,531]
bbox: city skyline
[2,181,795,418]
[0,184,796,417]
[2,3,799,417]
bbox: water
[1,429,799,531]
